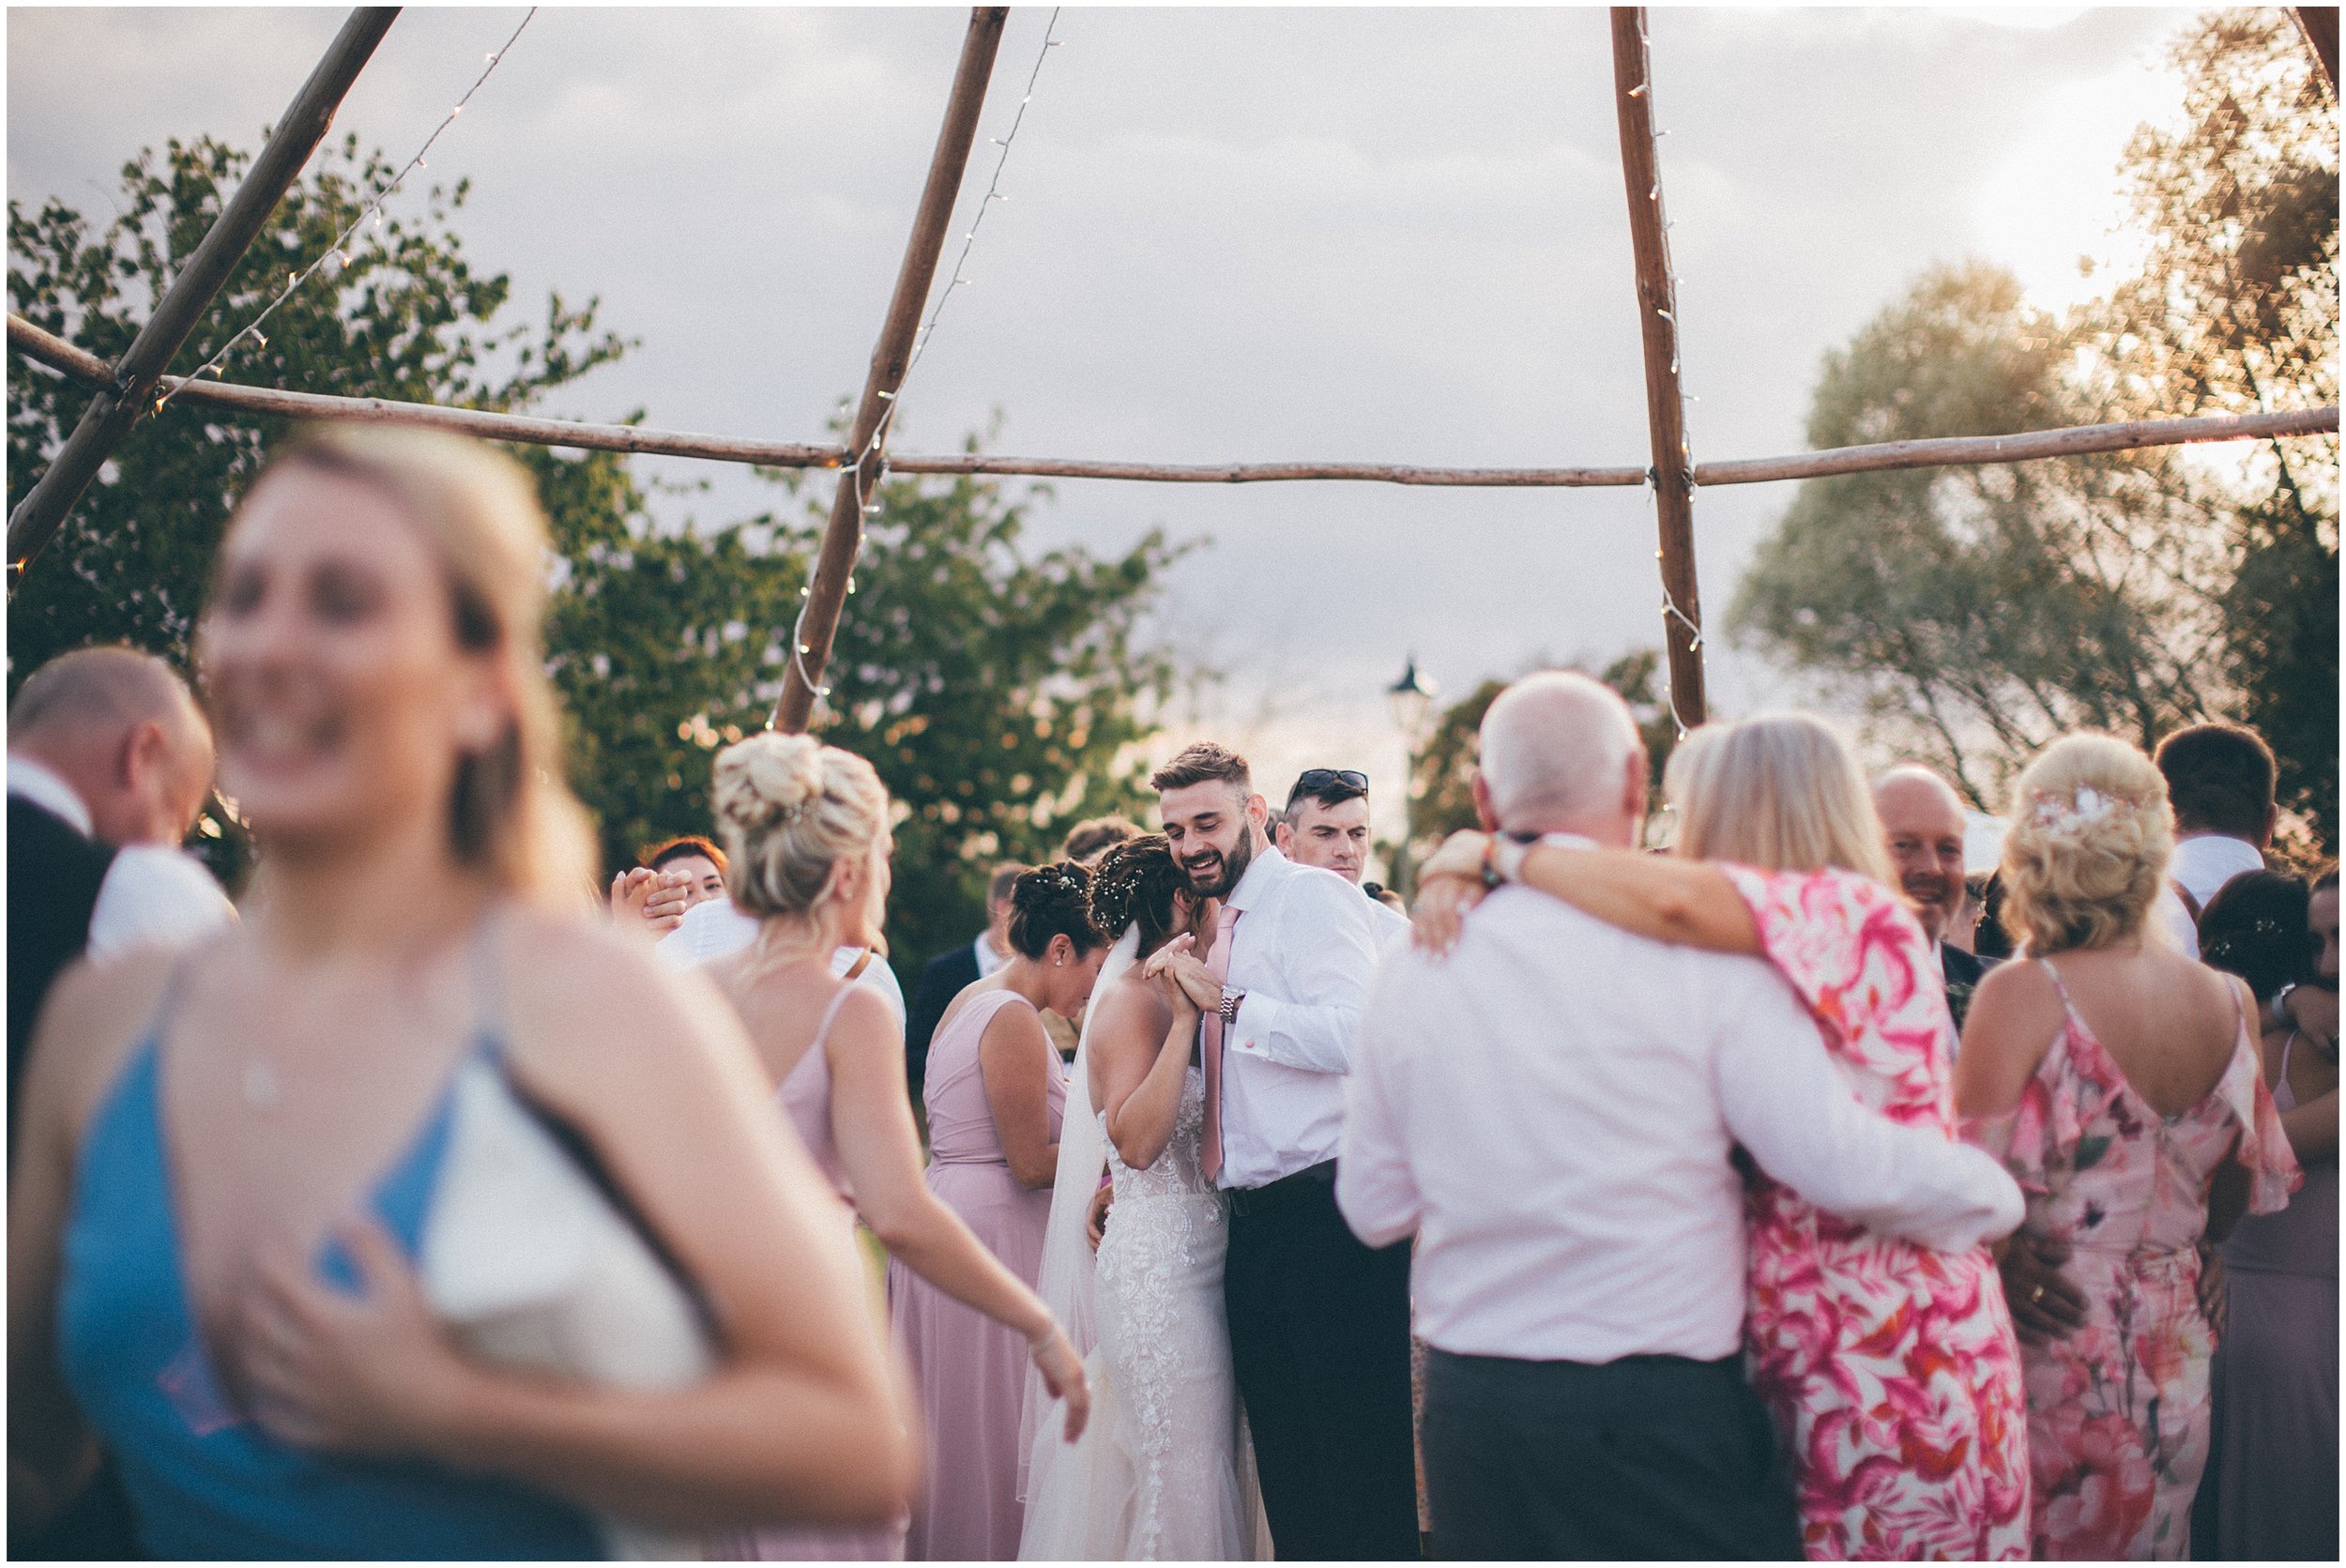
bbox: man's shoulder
[101,845,233,915]
[1420,888,1785,985]
[922,944,978,978]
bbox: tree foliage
[1734,12,2336,843]
[1403,649,1680,857]
[556,457,1186,980]
[1730,264,2222,806]
[2095,8,2337,841]
[8,135,1195,968]
[8,135,625,689]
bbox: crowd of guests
[5,425,2335,1563]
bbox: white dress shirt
[1216,845,1380,1190]
[973,932,1010,980]
[8,755,236,955]
[654,895,906,1026]
[2152,835,2266,959]
[1338,868,2022,1364]
[1364,891,1411,957]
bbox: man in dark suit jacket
[1874,766,2000,1031]
[903,862,1026,1103]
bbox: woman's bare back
[2044,944,2247,1117]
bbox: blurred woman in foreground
[8,427,910,1558]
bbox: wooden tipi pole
[771,7,1010,733]
[6,8,400,590]
[1609,6,1705,730]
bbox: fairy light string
[155,8,540,414]
[785,8,1063,709]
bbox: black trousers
[1422,1347,1802,1561]
[1224,1169,1418,1560]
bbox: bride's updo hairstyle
[1087,833,1189,957]
[1999,732,2174,956]
[1007,862,1109,959]
[709,731,890,919]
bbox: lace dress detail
[1089,1066,1255,1560]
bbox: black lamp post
[1385,655,1439,898]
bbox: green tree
[1401,649,1680,863]
[556,455,1189,983]
[1730,263,2227,808]
[2093,8,2338,841]
[8,135,1197,949]
[8,134,626,689]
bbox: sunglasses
[1288,768,1369,804]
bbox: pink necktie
[1199,904,1242,1181]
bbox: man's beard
[1186,827,1255,900]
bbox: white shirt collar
[8,754,94,837]
[2171,834,2265,904]
[1226,842,1287,913]
[973,932,1010,978]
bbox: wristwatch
[1218,991,1242,1029]
[1481,836,1530,889]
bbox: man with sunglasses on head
[1279,768,1410,953]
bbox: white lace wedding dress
[1018,944,1265,1560]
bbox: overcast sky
[8,4,2210,833]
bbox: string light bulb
[155,7,538,416]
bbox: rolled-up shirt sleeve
[1717,967,2023,1252]
[1227,875,1378,1075]
[1337,974,1421,1247]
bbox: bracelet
[1492,837,1530,886]
[1027,1318,1061,1351]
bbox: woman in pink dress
[1956,733,2298,1560]
[694,735,1091,1560]
[892,865,1112,1560]
[1411,713,2030,1559]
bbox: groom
[1147,742,1417,1560]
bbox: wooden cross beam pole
[5,7,400,591]
[17,313,2336,494]
[2294,7,2338,92]
[1609,6,1704,729]
[771,6,1010,733]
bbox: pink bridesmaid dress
[890,988,1064,1561]
[724,985,908,1561]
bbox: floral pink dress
[1723,866,2031,1560]
[1961,960,2300,1560]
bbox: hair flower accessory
[2030,785,2116,839]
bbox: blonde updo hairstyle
[1665,711,1894,884]
[251,424,595,903]
[711,732,891,927]
[1998,732,2174,955]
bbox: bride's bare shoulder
[1089,967,1167,1039]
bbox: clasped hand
[228,1214,470,1458]
[1409,830,1495,957]
[1140,935,1220,1014]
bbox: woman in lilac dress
[696,736,1090,1561]
[895,864,1113,1560]
[2195,866,2338,1560]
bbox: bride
[1017,835,1266,1560]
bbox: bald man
[9,647,234,1120]
[1873,766,1998,1030]
[1342,674,2020,1559]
